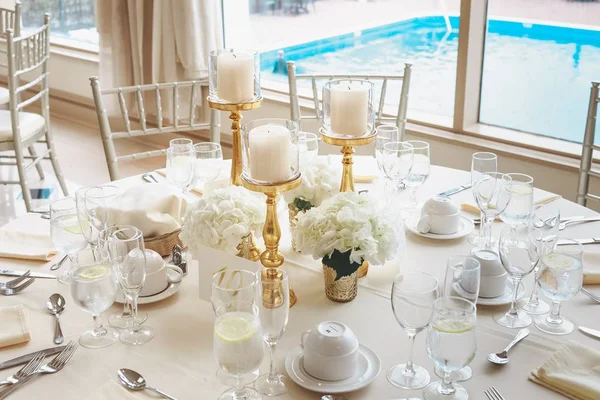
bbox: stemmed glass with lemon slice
[50,197,88,284]
[214,301,264,400]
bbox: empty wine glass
[214,301,264,400]
[500,173,534,235]
[194,142,223,186]
[375,125,399,201]
[404,140,430,209]
[167,143,195,194]
[50,197,88,284]
[468,152,497,247]
[472,172,512,250]
[383,142,414,214]
[76,185,121,251]
[494,226,542,328]
[299,132,319,166]
[534,238,583,335]
[425,297,477,400]
[388,272,439,390]
[70,248,119,348]
[254,268,290,396]
[517,207,560,315]
[170,138,193,148]
[107,226,154,346]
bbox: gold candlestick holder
[242,174,302,307]
[208,97,262,186]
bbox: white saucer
[285,344,380,394]
[477,279,525,306]
[405,216,474,240]
[115,269,183,305]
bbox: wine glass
[299,132,319,166]
[382,142,414,215]
[500,173,534,236]
[170,138,193,148]
[388,272,439,390]
[70,248,119,348]
[517,207,560,315]
[214,301,264,400]
[254,268,290,396]
[106,225,154,345]
[534,238,583,335]
[166,143,195,194]
[50,197,88,284]
[194,142,223,186]
[404,140,430,209]
[472,172,512,250]
[375,125,399,201]
[468,152,497,247]
[494,226,542,328]
[75,185,121,251]
[425,297,477,400]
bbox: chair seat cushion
[0,110,45,143]
[0,87,9,105]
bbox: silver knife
[0,270,57,279]
[579,326,600,340]
[438,183,472,197]
[0,346,66,370]
[557,238,600,246]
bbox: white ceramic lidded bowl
[472,249,507,298]
[301,321,359,381]
[140,250,184,297]
[418,196,461,235]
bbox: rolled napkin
[0,305,31,348]
[86,382,138,400]
[105,184,187,238]
[0,214,56,261]
[583,251,600,285]
[529,341,600,400]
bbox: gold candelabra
[242,174,302,307]
[208,97,262,186]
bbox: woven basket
[144,229,184,257]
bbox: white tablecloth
[1,164,600,399]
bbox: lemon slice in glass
[215,316,257,343]
[542,253,574,269]
[508,185,533,195]
[433,319,474,334]
[63,216,86,235]
[76,265,110,281]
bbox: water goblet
[500,173,534,236]
[194,142,223,186]
[299,132,319,166]
[494,226,541,328]
[472,172,512,250]
[214,301,264,400]
[534,238,583,335]
[388,271,439,390]
[468,152,497,247]
[254,268,290,396]
[107,225,154,345]
[50,197,88,284]
[70,248,119,348]
[382,141,414,218]
[166,144,195,194]
[404,140,430,209]
[424,297,477,400]
[170,138,193,148]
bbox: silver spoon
[322,396,347,400]
[142,173,159,184]
[47,293,65,344]
[50,255,69,271]
[487,328,530,365]
[118,368,178,400]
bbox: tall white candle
[217,51,255,103]
[330,82,369,136]
[249,124,292,182]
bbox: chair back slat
[0,0,20,36]
[188,83,197,127]
[155,84,163,131]
[135,88,147,133]
[173,83,179,130]
[117,90,132,134]
[576,81,600,207]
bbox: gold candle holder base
[208,97,262,186]
[242,174,302,307]
[320,128,376,193]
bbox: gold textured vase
[236,233,261,261]
[323,265,358,303]
[288,203,301,252]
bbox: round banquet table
[1,162,600,400]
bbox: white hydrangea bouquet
[180,186,265,257]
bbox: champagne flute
[50,197,88,284]
[534,239,583,335]
[494,226,541,328]
[468,152,497,247]
[70,248,119,348]
[215,301,264,400]
[388,272,439,390]
[254,268,290,396]
[404,140,430,209]
[375,125,399,203]
[194,142,223,186]
[500,173,534,236]
[472,172,512,250]
[166,143,195,194]
[107,225,154,345]
[425,297,477,400]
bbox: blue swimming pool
[261,16,600,144]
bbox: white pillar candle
[216,52,255,103]
[249,124,292,182]
[330,82,369,136]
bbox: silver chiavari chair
[287,61,412,138]
[0,0,21,109]
[0,14,69,212]
[576,81,600,207]
[89,77,221,181]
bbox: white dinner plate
[285,344,380,394]
[115,269,183,305]
[405,216,474,240]
[477,279,526,306]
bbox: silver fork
[485,386,505,400]
[0,351,45,386]
[0,271,31,289]
[559,216,600,231]
[581,287,600,303]
[0,278,35,296]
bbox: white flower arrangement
[283,159,341,211]
[180,186,265,255]
[293,192,401,269]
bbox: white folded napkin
[461,192,562,215]
[86,382,138,400]
[529,341,600,400]
[328,154,379,182]
[0,214,56,261]
[583,250,600,285]
[0,305,31,348]
[105,184,188,238]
